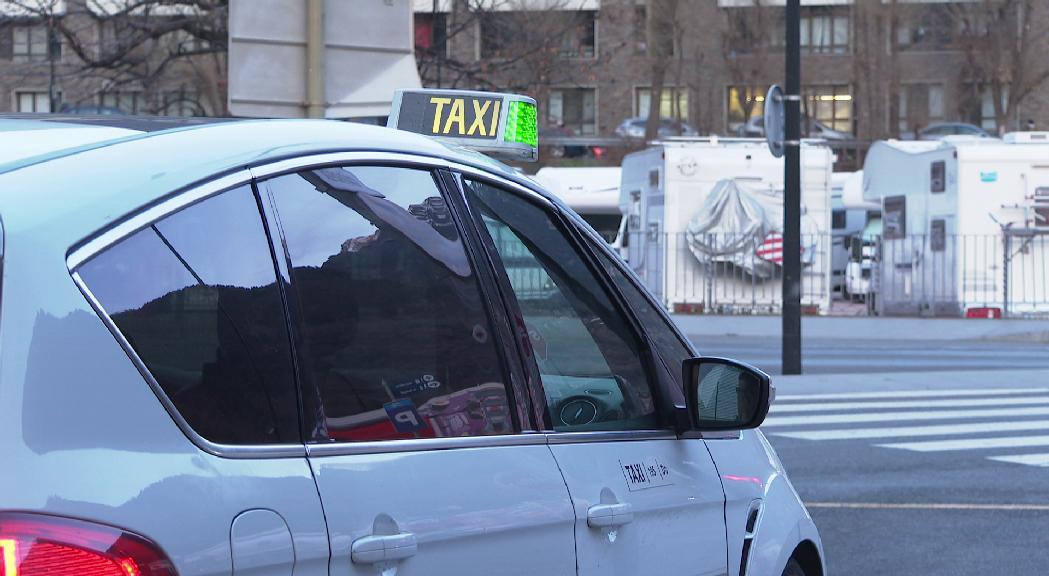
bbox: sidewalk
[670,314,1049,343]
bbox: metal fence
[624,231,1049,318]
[626,232,832,315]
[874,231,1049,319]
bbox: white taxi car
[0,90,823,576]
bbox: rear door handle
[586,502,634,528]
[351,532,418,564]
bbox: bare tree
[719,0,777,135]
[1,0,227,115]
[851,0,897,139]
[950,0,1049,134]
[417,0,606,92]
[643,0,676,140]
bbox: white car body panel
[549,437,728,576]
[310,445,577,575]
[0,118,822,576]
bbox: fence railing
[622,231,1049,318]
[875,232,1049,319]
[625,232,832,315]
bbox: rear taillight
[0,513,177,576]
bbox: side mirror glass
[684,357,773,431]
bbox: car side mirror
[683,357,773,431]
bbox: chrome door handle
[350,532,418,564]
[586,502,634,528]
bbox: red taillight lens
[0,513,177,576]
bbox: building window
[481,10,595,59]
[726,85,767,133]
[414,12,448,56]
[16,91,55,112]
[479,12,516,59]
[769,7,849,54]
[636,86,688,122]
[13,24,59,62]
[896,5,954,51]
[979,86,1006,131]
[99,91,147,114]
[558,10,596,58]
[898,84,945,133]
[633,6,647,54]
[804,85,852,134]
[549,88,596,136]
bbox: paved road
[688,335,1049,375]
[760,370,1049,575]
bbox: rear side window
[265,166,513,442]
[78,185,300,445]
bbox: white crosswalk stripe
[764,387,1049,468]
[988,453,1049,467]
[771,396,1049,413]
[776,388,1049,401]
[773,419,1049,441]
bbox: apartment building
[0,0,225,116]
[413,0,1049,140]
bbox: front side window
[594,248,694,391]
[464,178,659,432]
[266,166,512,442]
[79,186,300,445]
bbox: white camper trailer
[532,166,622,242]
[863,134,1049,317]
[620,138,834,314]
[830,171,872,292]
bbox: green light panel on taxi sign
[504,100,538,148]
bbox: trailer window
[832,210,847,230]
[1035,187,1049,227]
[930,161,946,194]
[930,219,946,251]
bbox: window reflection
[79,186,300,445]
[268,166,512,442]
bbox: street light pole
[782,0,802,375]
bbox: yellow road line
[806,501,1049,511]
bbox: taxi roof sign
[388,89,538,162]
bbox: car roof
[0,116,547,258]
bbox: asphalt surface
[689,335,1049,375]
[748,367,1049,575]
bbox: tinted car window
[266,166,512,442]
[464,178,659,432]
[79,185,299,445]
[594,248,694,390]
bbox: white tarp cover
[685,179,817,279]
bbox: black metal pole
[782,0,802,375]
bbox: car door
[256,162,577,576]
[74,182,330,575]
[460,175,729,576]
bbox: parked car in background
[913,122,991,140]
[737,116,852,141]
[538,125,588,158]
[615,116,699,139]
